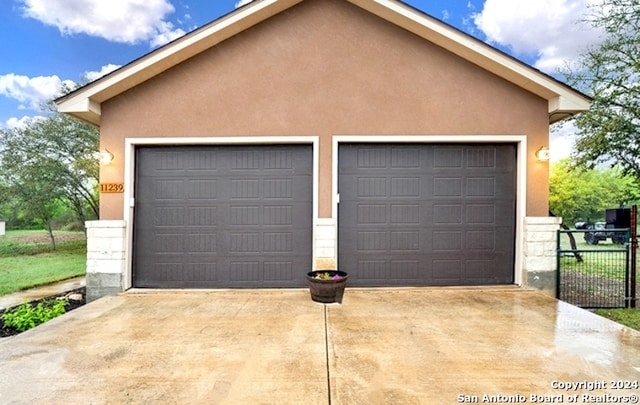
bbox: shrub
[1,299,68,332]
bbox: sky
[0,0,604,160]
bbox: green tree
[561,0,640,180]
[0,109,99,245]
[549,159,639,225]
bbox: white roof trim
[56,0,589,126]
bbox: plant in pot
[306,270,349,303]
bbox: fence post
[631,205,637,308]
[556,229,560,300]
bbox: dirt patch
[0,288,86,338]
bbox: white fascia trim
[354,0,589,111]
[98,0,287,96]
[57,97,101,115]
[59,0,588,123]
[122,136,319,290]
[57,0,302,118]
[549,95,591,113]
[331,134,527,286]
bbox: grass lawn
[558,231,640,331]
[558,232,629,279]
[0,230,86,295]
[595,308,640,331]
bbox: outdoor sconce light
[535,146,550,162]
[99,149,114,165]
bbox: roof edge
[352,0,591,121]
[55,0,303,125]
[57,0,591,126]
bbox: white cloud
[84,64,122,82]
[4,115,46,130]
[20,0,184,47]
[473,0,604,73]
[0,74,74,111]
[149,21,186,48]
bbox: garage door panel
[339,143,516,286]
[133,145,312,288]
[354,259,421,281]
[431,259,462,281]
[155,262,219,284]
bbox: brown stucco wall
[99,0,549,219]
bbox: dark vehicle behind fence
[575,208,630,245]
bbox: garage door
[338,143,516,286]
[133,145,313,288]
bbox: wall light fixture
[535,146,550,162]
[99,149,114,165]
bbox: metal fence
[557,229,631,308]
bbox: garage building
[56,0,590,301]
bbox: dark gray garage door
[338,143,516,286]
[133,145,312,288]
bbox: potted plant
[306,270,349,303]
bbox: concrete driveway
[1,288,639,404]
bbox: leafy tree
[561,0,640,180]
[0,107,99,245]
[549,159,640,225]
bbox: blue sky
[0,0,602,157]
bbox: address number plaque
[100,183,124,193]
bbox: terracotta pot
[306,270,349,303]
